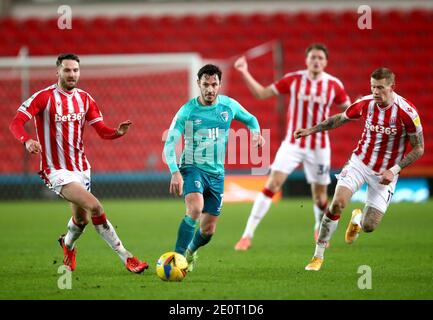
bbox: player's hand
[25,139,42,154]
[116,120,132,136]
[293,128,311,139]
[234,56,248,73]
[376,169,394,185]
[252,133,265,148]
[169,171,184,197]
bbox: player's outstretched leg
[175,215,198,255]
[305,209,341,271]
[235,188,274,251]
[313,202,328,242]
[305,186,351,271]
[58,217,85,271]
[92,213,149,273]
[185,228,212,272]
[345,208,362,244]
[311,183,329,246]
[58,234,77,271]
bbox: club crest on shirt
[220,111,229,122]
[405,106,414,114]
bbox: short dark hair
[197,64,222,81]
[371,67,395,85]
[56,53,80,67]
[305,43,329,59]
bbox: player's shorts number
[317,164,330,176]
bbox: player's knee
[187,208,202,219]
[88,201,103,216]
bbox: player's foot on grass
[234,237,251,251]
[305,256,323,271]
[58,234,77,271]
[314,229,330,248]
[125,257,149,274]
[185,249,198,272]
[345,209,362,244]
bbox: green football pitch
[0,199,432,300]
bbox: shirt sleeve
[230,98,260,133]
[333,80,351,106]
[92,121,120,140]
[11,91,47,143]
[272,74,296,95]
[85,94,104,125]
[17,91,47,120]
[400,104,423,135]
[9,112,32,144]
[343,99,366,120]
[163,106,187,174]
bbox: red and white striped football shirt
[17,84,104,174]
[343,92,423,172]
[272,70,350,149]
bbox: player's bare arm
[338,101,351,111]
[116,120,132,136]
[169,171,183,197]
[399,132,425,169]
[24,139,42,154]
[234,56,276,100]
[378,132,424,185]
[293,113,349,139]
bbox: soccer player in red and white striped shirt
[9,53,148,273]
[295,67,424,271]
[233,44,351,251]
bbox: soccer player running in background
[163,64,265,271]
[9,53,149,273]
[294,67,424,271]
[233,43,351,251]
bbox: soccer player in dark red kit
[9,53,149,273]
[294,67,424,271]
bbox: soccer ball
[156,251,188,281]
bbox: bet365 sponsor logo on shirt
[365,122,397,135]
[55,112,85,122]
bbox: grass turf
[0,199,432,299]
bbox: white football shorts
[270,141,331,185]
[41,169,91,196]
[336,154,398,213]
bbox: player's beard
[60,77,77,91]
